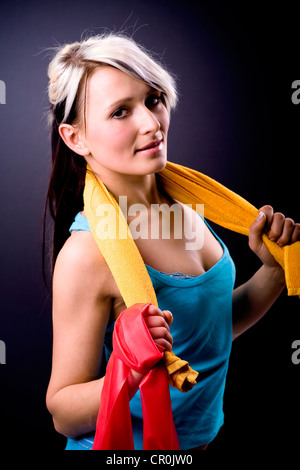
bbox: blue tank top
[65,212,236,450]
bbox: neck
[93,169,170,208]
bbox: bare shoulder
[53,231,115,301]
[56,229,103,265]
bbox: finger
[291,223,300,243]
[144,315,170,332]
[276,218,295,246]
[267,212,285,242]
[258,205,274,229]
[146,304,165,317]
[148,326,173,343]
[148,327,173,351]
[249,210,267,251]
[145,305,173,326]
[162,310,173,326]
[153,338,173,352]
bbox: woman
[44,33,299,450]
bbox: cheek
[88,122,135,154]
[160,108,170,134]
[111,126,136,150]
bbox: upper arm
[47,232,113,400]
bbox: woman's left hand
[249,205,300,268]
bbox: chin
[146,153,168,174]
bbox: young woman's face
[81,65,170,179]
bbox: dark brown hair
[42,98,87,286]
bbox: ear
[59,123,90,157]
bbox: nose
[138,105,161,134]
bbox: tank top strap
[69,212,91,233]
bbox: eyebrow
[104,97,134,113]
[104,87,158,113]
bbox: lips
[136,139,162,152]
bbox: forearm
[47,370,144,439]
[232,264,286,340]
[47,378,104,439]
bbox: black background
[0,0,299,457]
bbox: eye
[111,107,129,119]
[146,93,164,108]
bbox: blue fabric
[66,212,236,450]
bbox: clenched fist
[249,205,300,268]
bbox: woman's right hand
[143,304,173,352]
[129,305,174,393]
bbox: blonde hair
[47,33,178,126]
